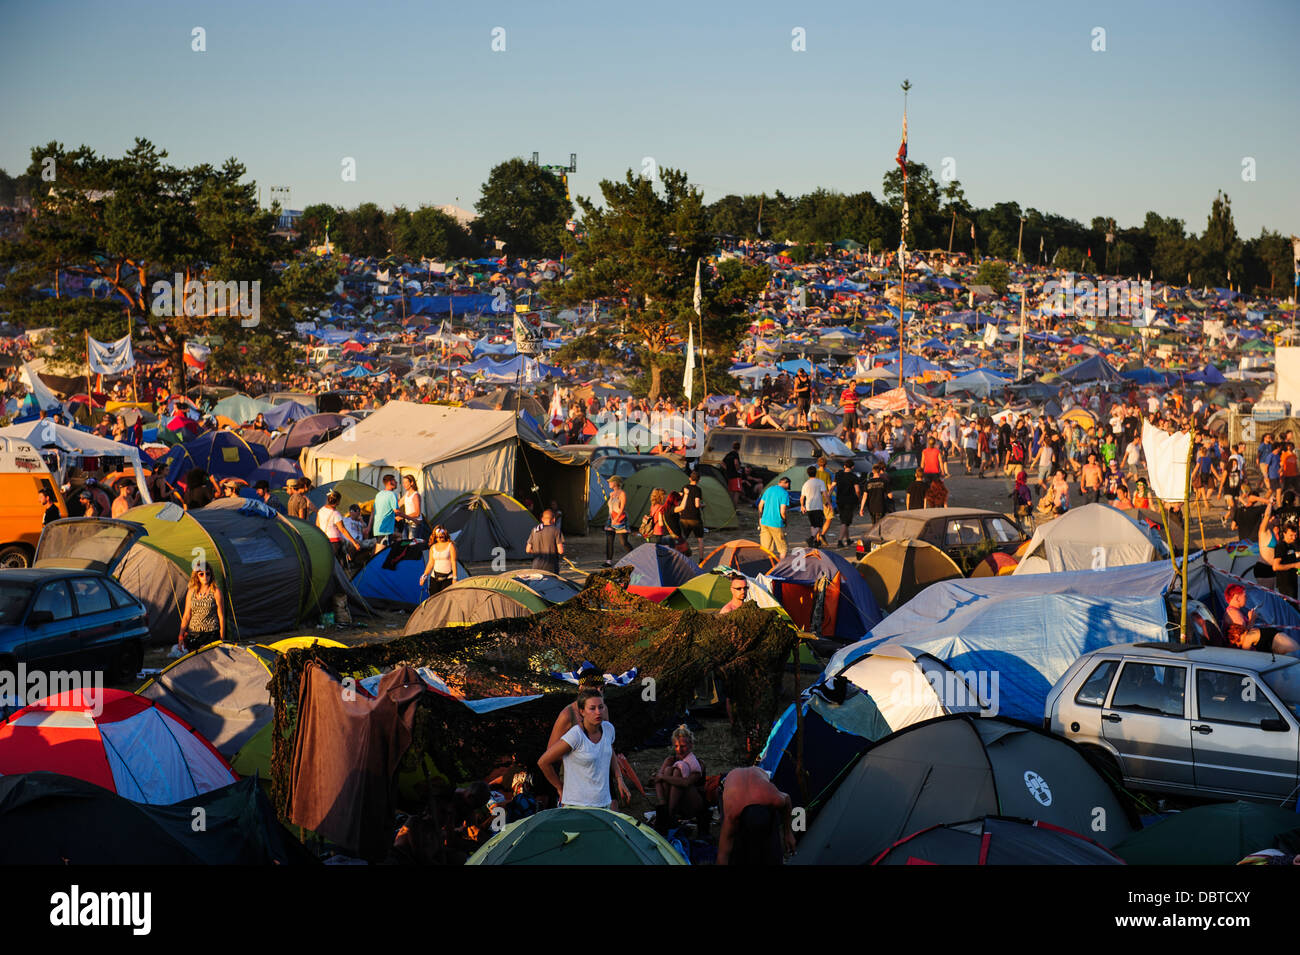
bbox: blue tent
[616,544,701,589]
[877,356,941,378]
[162,431,269,484]
[1059,353,1123,383]
[261,401,312,431]
[1121,367,1167,385]
[760,547,883,641]
[246,457,303,490]
[820,562,1174,723]
[920,337,951,351]
[352,541,469,608]
[865,324,898,338]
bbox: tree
[975,261,1010,295]
[393,205,475,260]
[882,162,940,248]
[941,179,969,253]
[474,158,572,258]
[552,167,714,400]
[297,203,336,246]
[1196,191,1244,287]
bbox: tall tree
[474,158,572,258]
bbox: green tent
[468,807,686,865]
[404,575,551,633]
[595,465,736,530]
[1113,801,1300,865]
[665,571,790,619]
[213,393,274,424]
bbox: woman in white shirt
[398,474,423,540]
[317,490,360,561]
[538,689,630,809]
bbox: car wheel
[0,546,31,569]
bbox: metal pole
[1018,290,1026,380]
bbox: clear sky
[2,0,1296,237]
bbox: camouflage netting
[267,569,799,816]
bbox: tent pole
[1180,449,1193,642]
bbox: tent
[700,539,778,576]
[430,489,540,561]
[246,456,303,489]
[759,547,883,642]
[403,576,552,633]
[161,430,269,484]
[0,773,318,865]
[352,540,469,609]
[212,393,273,424]
[0,689,236,804]
[1058,354,1123,383]
[307,478,378,514]
[616,543,702,601]
[856,539,963,611]
[266,412,354,459]
[468,807,685,865]
[759,645,985,810]
[944,369,1008,398]
[663,571,788,617]
[873,816,1124,865]
[791,715,1138,865]
[34,500,335,644]
[1113,801,1300,865]
[1013,502,1161,574]
[0,419,152,503]
[592,465,737,531]
[302,402,588,534]
[824,561,1175,722]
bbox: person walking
[603,475,633,566]
[675,470,706,563]
[418,525,458,598]
[526,508,565,573]
[833,459,860,547]
[757,476,791,559]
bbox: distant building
[435,204,477,227]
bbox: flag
[683,323,696,401]
[983,323,998,347]
[970,223,975,241]
[896,110,908,172]
[87,333,135,375]
[1293,236,1300,286]
[1039,235,1044,252]
[693,259,702,317]
[1142,420,1191,502]
[549,385,565,430]
[183,342,210,369]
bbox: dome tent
[468,807,685,865]
[873,816,1124,865]
[0,688,236,804]
[700,539,778,576]
[353,540,469,609]
[1013,502,1162,575]
[161,430,269,484]
[791,715,1139,865]
[856,539,962,611]
[615,543,701,601]
[592,464,737,531]
[404,575,555,633]
[430,489,540,561]
[760,547,883,642]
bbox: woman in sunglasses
[419,525,458,598]
[178,566,225,653]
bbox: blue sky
[2,0,1296,237]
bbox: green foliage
[473,157,572,258]
[975,261,1011,295]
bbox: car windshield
[0,582,32,623]
[1263,664,1300,719]
[817,436,854,457]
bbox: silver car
[1046,643,1300,805]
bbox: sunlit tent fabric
[0,689,236,804]
[353,541,469,609]
[161,430,269,484]
[701,539,778,576]
[760,547,883,641]
[873,816,1124,866]
[266,412,354,459]
[403,576,552,633]
[0,773,318,865]
[468,807,685,865]
[1058,354,1123,383]
[246,456,303,489]
[616,543,702,600]
[107,499,334,643]
[0,419,152,502]
[759,645,984,810]
[943,369,1007,398]
[1113,801,1300,865]
[303,402,588,534]
[791,716,1138,865]
[259,400,312,431]
[857,539,963,611]
[825,561,1175,722]
[212,393,273,423]
[663,571,787,616]
[1013,502,1161,574]
[430,489,539,561]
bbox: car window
[817,436,854,458]
[945,518,985,548]
[707,432,729,452]
[985,517,1022,543]
[1263,664,1300,720]
[1197,669,1285,726]
[874,516,915,540]
[790,439,820,461]
[1110,662,1187,718]
[744,435,785,459]
[71,577,113,615]
[31,581,74,622]
[1074,659,1119,707]
[0,583,32,624]
[104,579,138,610]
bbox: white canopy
[0,420,152,502]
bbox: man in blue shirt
[758,476,791,559]
[1266,446,1283,505]
[372,474,399,546]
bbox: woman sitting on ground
[1221,583,1300,655]
[649,725,706,833]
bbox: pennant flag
[683,323,696,401]
[549,384,565,429]
[87,333,135,375]
[896,111,908,171]
[970,223,976,241]
[183,341,211,369]
[1142,420,1191,502]
[693,259,702,317]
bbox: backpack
[638,512,656,537]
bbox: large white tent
[302,401,587,533]
[0,419,152,502]
[1012,502,1163,575]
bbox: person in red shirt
[839,385,859,435]
[920,437,947,482]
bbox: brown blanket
[289,662,424,859]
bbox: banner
[683,324,696,401]
[983,323,998,347]
[1141,420,1191,502]
[87,334,135,375]
[513,311,543,356]
[183,342,211,369]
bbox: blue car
[0,568,149,681]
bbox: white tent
[834,645,986,730]
[1013,502,1160,575]
[302,401,587,533]
[0,420,152,503]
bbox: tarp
[823,562,1175,722]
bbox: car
[588,450,684,480]
[701,428,875,481]
[1046,643,1300,806]
[0,568,148,682]
[859,506,1029,567]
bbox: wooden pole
[1180,443,1194,642]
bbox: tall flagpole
[897,80,911,394]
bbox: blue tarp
[352,547,468,608]
[1121,368,1167,385]
[261,401,312,431]
[379,294,500,316]
[819,562,1174,723]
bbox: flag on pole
[183,342,211,369]
[1039,235,1044,253]
[683,323,696,401]
[1142,420,1191,502]
[970,223,976,241]
[693,259,702,317]
[1292,236,1300,287]
[896,111,908,172]
[549,385,565,431]
[86,334,135,375]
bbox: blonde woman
[178,566,225,653]
[419,525,458,598]
[649,724,706,832]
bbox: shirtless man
[717,766,797,865]
[718,577,750,615]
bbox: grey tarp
[1013,502,1160,574]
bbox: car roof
[882,507,1010,521]
[1084,642,1300,673]
[0,569,105,583]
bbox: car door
[1190,666,1299,800]
[790,438,821,470]
[1101,660,1195,789]
[743,434,785,480]
[68,576,122,672]
[943,517,986,561]
[983,516,1026,555]
[22,579,78,670]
